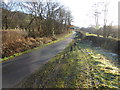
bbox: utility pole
[93,3,101,30]
[94,11,101,29]
[103,3,108,37]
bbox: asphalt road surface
[2,32,75,88]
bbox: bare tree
[92,3,102,30]
[2,2,16,29]
[106,23,112,38]
[103,3,108,37]
[2,0,73,37]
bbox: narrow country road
[2,32,75,88]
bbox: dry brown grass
[1,29,28,57]
[1,29,71,58]
[1,29,28,44]
[1,29,55,58]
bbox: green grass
[16,35,120,88]
[86,33,103,37]
[0,32,72,62]
[86,33,120,40]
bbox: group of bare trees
[92,2,117,38]
[2,0,73,37]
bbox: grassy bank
[1,31,72,62]
[76,31,120,55]
[16,35,120,88]
[86,32,119,40]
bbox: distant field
[86,32,119,40]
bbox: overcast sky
[3,0,120,27]
[59,0,119,27]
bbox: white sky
[3,0,120,27]
[59,0,120,27]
